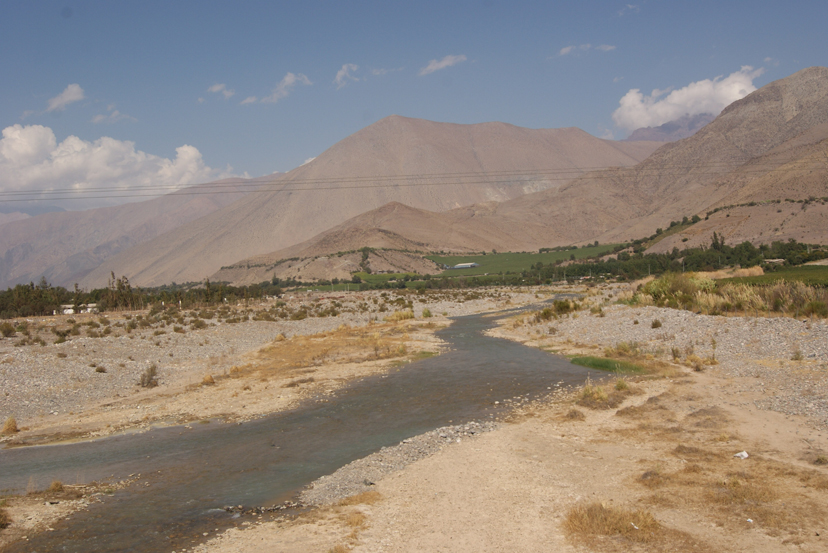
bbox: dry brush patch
[229,322,431,381]
[607,389,828,548]
[563,501,710,552]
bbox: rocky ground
[0,287,535,444]
[4,283,828,552]
[188,283,828,553]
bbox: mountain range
[2,67,827,289]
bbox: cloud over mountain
[0,124,231,210]
[612,66,764,131]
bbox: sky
[1,0,827,211]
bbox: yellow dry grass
[229,322,419,380]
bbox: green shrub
[0,322,15,337]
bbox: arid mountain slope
[214,67,828,284]
[0,180,253,288]
[79,116,661,287]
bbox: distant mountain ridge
[213,67,828,284]
[75,117,661,287]
[0,179,256,288]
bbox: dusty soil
[187,286,828,553]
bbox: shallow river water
[1,307,603,552]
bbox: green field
[426,244,620,276]
[721,265,828,286]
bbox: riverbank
[1,288,541,448]
[0,288,546,548]
[191,291,828,553]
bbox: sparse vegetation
[564,502,661,543]
[139,364,158,388]
[2,416,19,435]
[569,356,643,374]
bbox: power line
[1,159,826,203]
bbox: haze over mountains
[0,180,253,288]
[2,67,827,290]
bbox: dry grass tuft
[328,545,348,553]
[339,491,382,506]
[577,378,636,410]
[2,416,19,435]
[564,502,661,543]
[0,507,10,529]
[201,374,216,386]
[639,468,670,488]
[48,480,64,493]
[344,511,367,529]
[563,408,586,421]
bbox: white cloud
[240,96,258,105]
[301,156,316,166]
[619,4,640,16]
[418,54,467,76]
[334,63,359,89]
[208,83,235,99]
[91,105,136,124]
[0,124,232,209]
[612,66,765,131]
[47,84,85,112]
[197,97,206,104]
[558,44,614,56]
[261,73,313,103]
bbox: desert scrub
[0,321,16,337]
[0,505,10,529]
[421,308,432,318]
[2,416,19,435]
[139,364,158,388]
[385,310,414,322]
[564,502,661,543]
[651,318,662,328]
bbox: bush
[0,322,15,337]
[651,319,662,329]
[422,308,432,318]
[0,507,10,529]
[139,365,158,388]
[2,416,19,435]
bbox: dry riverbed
[4,284,828,552]
[188,284,828,553]
[0,287,541,547]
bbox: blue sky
[1,0,827,210]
